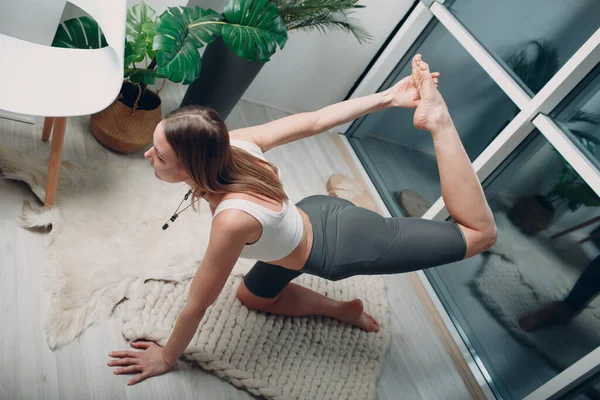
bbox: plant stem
[148,58,157,70]
[156,79,167,95]
[133,83,144,111]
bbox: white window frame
[524,346,600,400]
[430,2,531,109]
[341,0,600,398]
[534,115,600,198]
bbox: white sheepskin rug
[123,274,389,400]
[0,145,236,349]
[0,145,389,399]
[471,212,600,371]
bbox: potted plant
[180,0,372,118]
[89,2,164,154]
[54,0,370,151]
[509,116,600,234]
[502,41,600,233]
[52,0,289,152]
[545,121,600,213]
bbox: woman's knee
[236,280,278,311]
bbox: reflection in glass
[447,0,600,95]
[427,132,600,399]
[553,63,600,174]
[348,20,516,216]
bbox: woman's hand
[107,341,173,385]
[384,70,440,109]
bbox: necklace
[162,188,201,230]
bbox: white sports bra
[213,139,304,262]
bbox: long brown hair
[162,105,288,206]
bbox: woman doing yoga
[107,55,498,385]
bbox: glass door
[341,0,600,398]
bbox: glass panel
[446,0,600,95]
[426,131,600,399]
[552,63,600,172]
[347,20,517,216]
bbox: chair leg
[44,117,67,208]
[42,117,55,142]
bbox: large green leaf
[129,35,147,65]
[153,6,223,84]
[222,0,287,62]
[143,21,158,59]
[127,1,156,38]
[124,40,138,68]
[552,181,600,208]
[126,68,157,85]
[52,16,108,49]
[126,2,157,64]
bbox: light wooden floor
[0,82,474,399]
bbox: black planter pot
[508,194,556,235]
[180,36,265,120]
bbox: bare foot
[410,54,452,134]
[518,301,578,331]
[339,299,380,332]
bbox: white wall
[125,0,189,15]
[188,0,414,113]
[62,0,188,20]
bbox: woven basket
[90,86,162,154]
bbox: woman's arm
[231,73,439,152]
[108,210,258,385]
[161,211,253,365]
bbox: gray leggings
[243,195,467,299]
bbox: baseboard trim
[0,110,35,124]
[330,131,493,400]
[240,96,305,115]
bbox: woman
[107,55,497,385]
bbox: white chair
[0,0,126,207]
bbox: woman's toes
[412,66,421,86]
[366,314,380,332]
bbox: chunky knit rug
[123,274,389,400]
